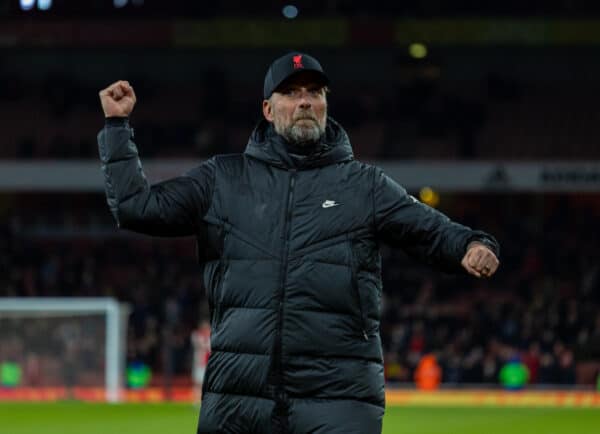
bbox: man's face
[263,72,328,146]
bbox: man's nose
[298,93,312,109]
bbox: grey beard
[278,120,324,147]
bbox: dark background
[1,0,599,389]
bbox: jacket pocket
[348,235,369,341]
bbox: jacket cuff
[105,116,129,127]
[466,233,500,258]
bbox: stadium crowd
[1,193,599,386]
[1,68,599,161]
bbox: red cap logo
[293,55,303,69]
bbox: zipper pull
[362,330,368,341]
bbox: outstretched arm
[373,168,499,277]
[97,81,214,236]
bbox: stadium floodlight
[37,0,52,10]
[0,298,129,402]
[409,43,428,59]
[282,5,299,19]
[20,0,35,11]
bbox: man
[98,52,499,433]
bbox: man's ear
[262,99,274,122]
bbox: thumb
[461,251,481,278]
[464,264,482,278]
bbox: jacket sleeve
[373,168,499,272]
[97,117,215,236]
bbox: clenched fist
[461,241,499,278]
[99,80,136,118]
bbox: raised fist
[99,80,136,118]
[461,241,500,278]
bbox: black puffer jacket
[98,117,499,434]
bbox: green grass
[384,407,600,434]
[0,402,198,434]
[0,403,599,434]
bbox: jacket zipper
[348,237,368,341]
[274,169,296,403]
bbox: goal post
[0,298,129,402]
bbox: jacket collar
[244,117,354,169]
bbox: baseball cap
[263,52,329,99]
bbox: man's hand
[99,80,136,118]
[461,241,499,278]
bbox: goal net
[0,298,129,402]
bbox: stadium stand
[1,71,600,160]
[2,193,598,386]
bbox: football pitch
[1,403,599,434]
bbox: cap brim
[272,70,329,94]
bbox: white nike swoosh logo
[322,200,340,208]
